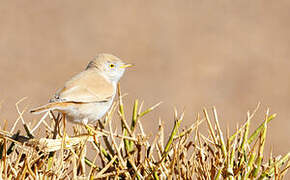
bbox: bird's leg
[50,111,60,138]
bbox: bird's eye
[110,64,115,68]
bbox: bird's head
[86,53,133,83]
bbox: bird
[30,53,132,124]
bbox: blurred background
[0,0,289,156]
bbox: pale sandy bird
[30,53,132,124]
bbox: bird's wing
[52,70,115,103]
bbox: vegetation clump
[0,90,289,179]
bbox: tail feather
[30,102,74,114]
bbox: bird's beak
[120,63,134,68]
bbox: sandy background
[0,0,289,158]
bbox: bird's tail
[30,102,74,114]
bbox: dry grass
[0,86,289,179]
